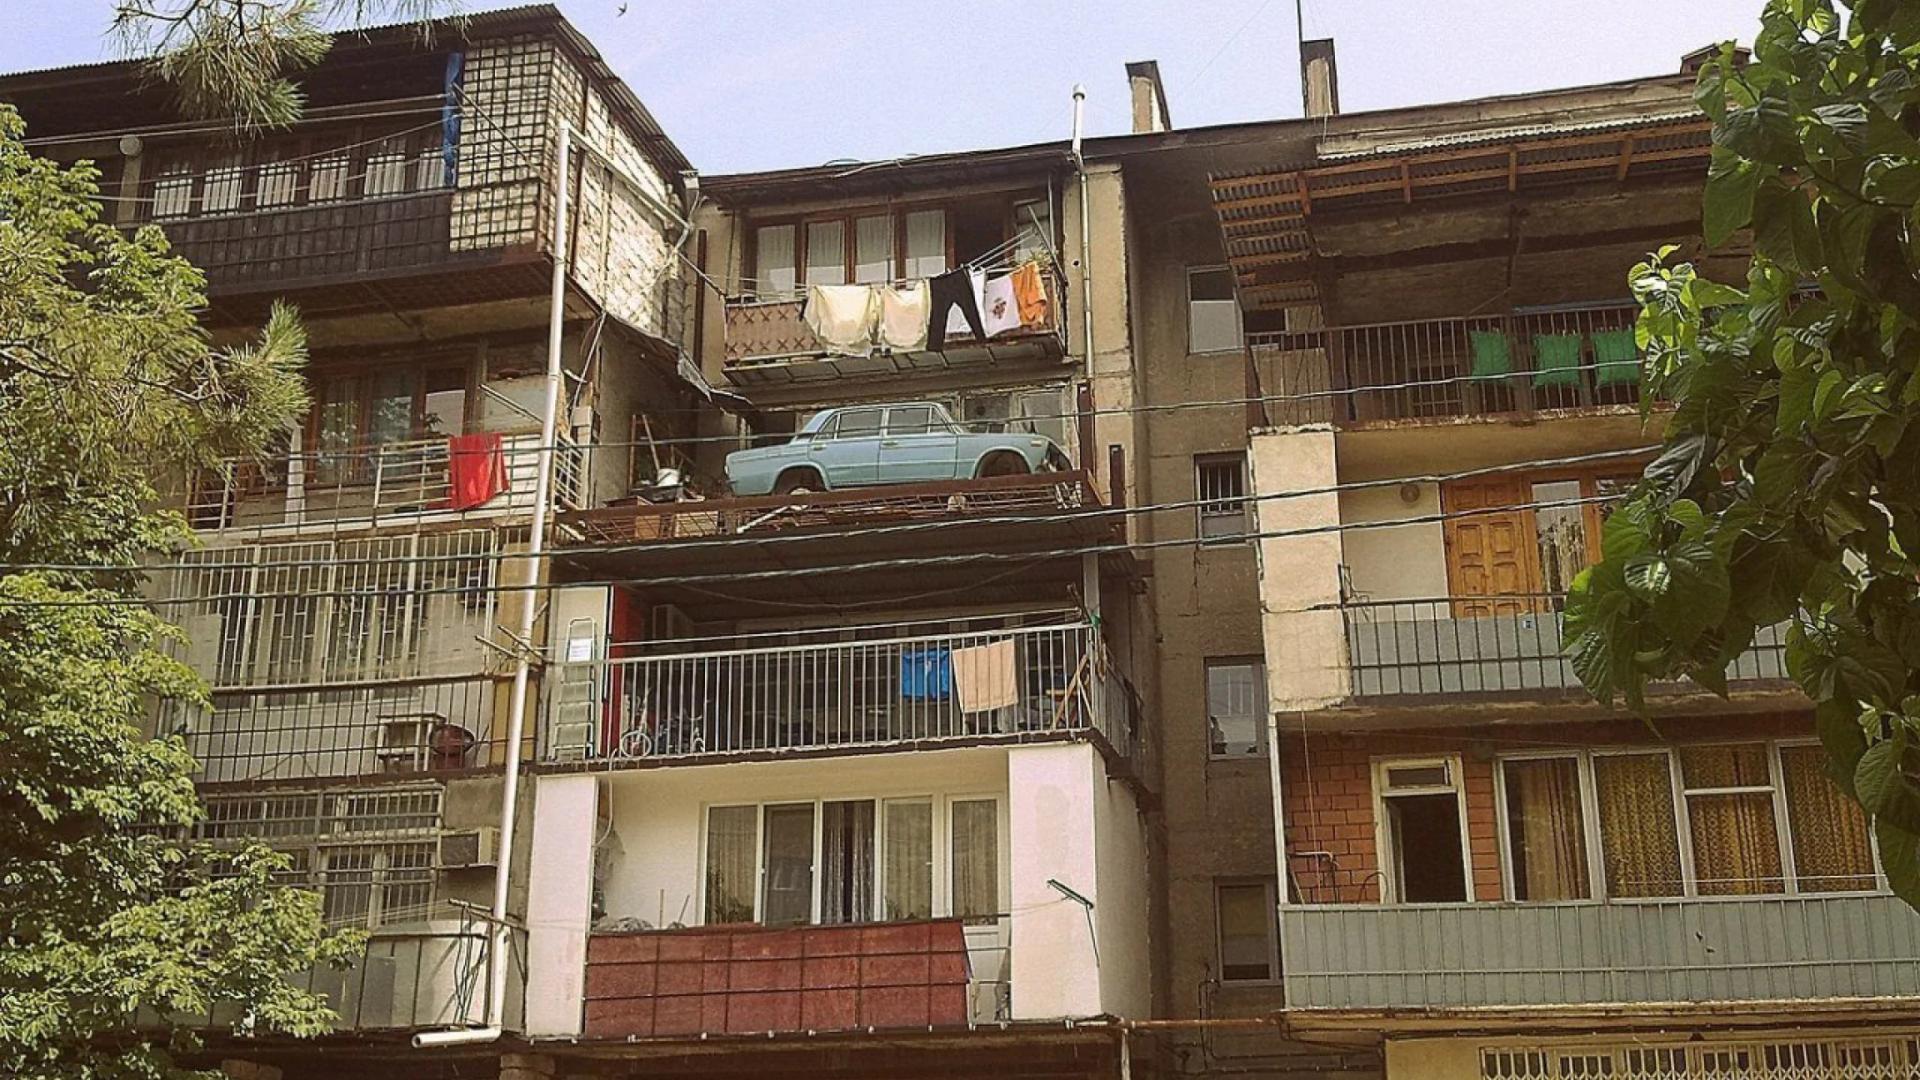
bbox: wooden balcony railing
[1251,301,1647,426]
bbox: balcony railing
[722,269,1067,383]
[541,620,1142,767]
[1344,596,1788,699]
[1280,895,1920,1010]
[183,432,586,535]
[1251,301,1646,426]
[158,675,505,784]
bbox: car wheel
[774,471,817,496]
[975,453,1030,479]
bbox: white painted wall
[1091,754,1152,1018]
[523,773,597,1037]
[1339,483,1448,602]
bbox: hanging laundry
[899,647,953,701]
[876,281,930,351]
[979,274,1022,338]
[803,283,877,357]
[952,639,1018,714]
[1010,260,1050,327]
[927,267,987,352]
[446,433,508,510]
[946,267,987,338]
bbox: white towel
[953,639,1019,714]
[804,284,877,357]
[876,281,930,352]
[979,275,1021,338]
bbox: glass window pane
[1679,744,1772,788]
[704,805,758,924]
[950,799,998,922]
[833,409,882,440]
[1189,269,1242,353]
[1688,792,1784,895]
[762,803,815,925]
[1503,758,1591,900]
[887,405,933,436]
[1206,660,1266,758]
[422,368,466,437]
[855,215,894,284]
[309,153,350,203]
[1530,480,1587,596]
[883,800,933,921]
[152,165,194,219]
[820,800,875,925]
[754,224,797,296]
[369,370,415,448]
[203,160,245,214]
[904,210,946,279]
[366,138,411,196]
[323,848,374,926]
[1593,754,1684,897]
[1780,745,1877,892]
[1013,198,1054,262]
[257,161,300,208]
[1216,883,1274,981]
[805,220,846,286]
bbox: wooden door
[1442,478,1545,617]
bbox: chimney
[1300,38,1339,119]
[1126,60,1172,134]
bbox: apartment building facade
[7,11,1920,1080]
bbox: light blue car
[725,402,1071,496]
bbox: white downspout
[1070,85,1096,382]
[413,121,572,1051]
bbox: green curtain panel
[1468,329,1512,380]
[1531,333,1584,389]
[1591,328,1640,388]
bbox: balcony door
[1441,478,1543,617]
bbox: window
[1442,468,1643,613]
[308,152,351,203]
[832,408,883,440]
[256,159,301,209]
[854,214,894,284]
[1196,453,1250,541]
[1012,197,1055,262]
[1679,744,1785,895]
[1779,744,1877,892]
[805,220,847,286]
[197,787,441,929]
[309,365,472,484]
[1530,479,1587,596]
[202,158,245,214]
[903,210,947,279]
[364,137,413,197]
[702,797,996,926]
[1374,757,1469,902]
[753,224,797,297]
[1215,881,1277,981]
[1591,752,1685,897]
[886,404,936,436]
[1205,659,1266,758]
[151,162,195,219]
[1501,756,1592,901]
[1188,267,1244,354]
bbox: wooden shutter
[1442,477,1544,617]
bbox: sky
[0,0,1766,175]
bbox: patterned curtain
[1680,745,1783,896]
[1593,754,1684,897]
[1781,745,1878,892]
[1505,757,1590,900]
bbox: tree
[0,105,360,1080]
[111,1,450,133]
[1566,0,1920,908]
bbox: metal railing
[1343,595,1790,698]
[1280,894,1920,1009]
[157,675,505,784]
[181,431,585,535]
[1250,301,1645,425]
[542,620,1140,765]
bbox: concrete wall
[1339,482,1448,603]
[524,773,597,1037]
[1251,428,1351,713]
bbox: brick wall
[1279,709,1812,904]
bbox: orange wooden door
[1442,478,1544,617]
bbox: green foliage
[0,105,357,1080]
[111,1,454,134]
[1566,0,1920,909]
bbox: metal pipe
[412,1026,503,1049]
[1070,85,1096,384]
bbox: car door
[814,407,882,487]
[880,404,960,483]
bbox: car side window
[833,409,882,439]
[887,406,934,436]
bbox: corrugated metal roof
[1315,109,1702,164]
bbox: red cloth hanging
[446,433,508,510]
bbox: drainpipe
[1070,85,1096,382]
[412,121,572,1051]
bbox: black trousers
[926,268,986,351]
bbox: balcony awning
[1207,115,1712,314]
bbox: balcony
[722,271,1067,389]
[583,920,1002,1037]
[1343,596,1788,700]
[1279,895,1920,1011]
[539,619,1145,773]
[1251,301,1647,427]
[184,432,586,537]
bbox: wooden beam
[1617,136,1636,181]
[1508,147,1518,193]
[1401,161,1414,203]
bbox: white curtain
[904,210,946,279]
[855,215,894,284]
[754,224,796,297]
[884,800,933,920]
[950,799,999,920]
[820,800,875,924]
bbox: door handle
[881,439,901,447]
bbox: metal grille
[1483,1037,1920,1080]
[1196,453,1250,542]
[198,786,443,929]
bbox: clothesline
[800,257,1054,357]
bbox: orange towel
[1010,261,1049,327]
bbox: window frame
[1204,656,1268,760]
[1213,878,1280,984]
[1186,265,1245,355]
[1370,754,1475,905]
[138,123,445,224]
[1492,750,1605,904]
[1195,451,1252,543]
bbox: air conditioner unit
[439,827,501,869]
